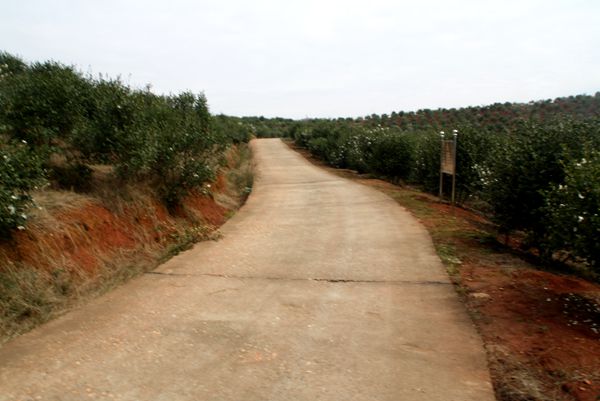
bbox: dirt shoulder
[286,140,600,401]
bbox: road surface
[0,138,495,401]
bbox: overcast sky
[1,0,599,119]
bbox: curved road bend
[0,138,495,401]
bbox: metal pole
[439,131,445,200]
[451,130,458,205]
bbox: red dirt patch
[2,203,139,273]
[1,183,232,277]
[463,262,600,399]
[58,204,137,251]
[213,173,227,192]
[183,191,227,226]
[408,200,600,400]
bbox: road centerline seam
[144,271,450,286]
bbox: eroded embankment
[0,144,253,343]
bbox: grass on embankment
[0,144,254,344]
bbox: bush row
[0,51,253,235]
[287,118,600,270]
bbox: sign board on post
[439,130,458,204]
[441,140,455,174]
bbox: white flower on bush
[578,216,584,222]
[578,193,585,199]
[7,205,16,215]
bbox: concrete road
[0,138,495,401]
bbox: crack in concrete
[145,271,450,286]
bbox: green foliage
[0,52,27,76]
[409,130,440,192]
[147,92,217,207]
[0,51,251,235]
[241,116,293,138]
[308,124,342,165]
[213,114,253,144]
[73,78,138,162]
[453,126,499,203]
[338,129,369,172]
[363,130,413,180]
[543,151,600,268]
[0,60,91,146]
[0,140,46,236]
[486,120,600,237]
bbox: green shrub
[302,122,348,167]
[0,51,253,226]
[453,126,499,203]
[0,60,90,146]
[408,130,441,192]
[307,136,330,159]
[543,151,600,268]
[0,52,27,76]
[212,115,253,144]
[364,130,414,180]
[0,140,46,236]
[143,92,218,207]
[73,78,138,162]
[486,119,600,238]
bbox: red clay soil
[1,191,229,275]
[464,263,600,400]
[212,173,228,192]
[3,203,138,273]
[182,190,228,226]
[421,201,600,401]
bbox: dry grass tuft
[487,345,554,401]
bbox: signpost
[439,130,458,205]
